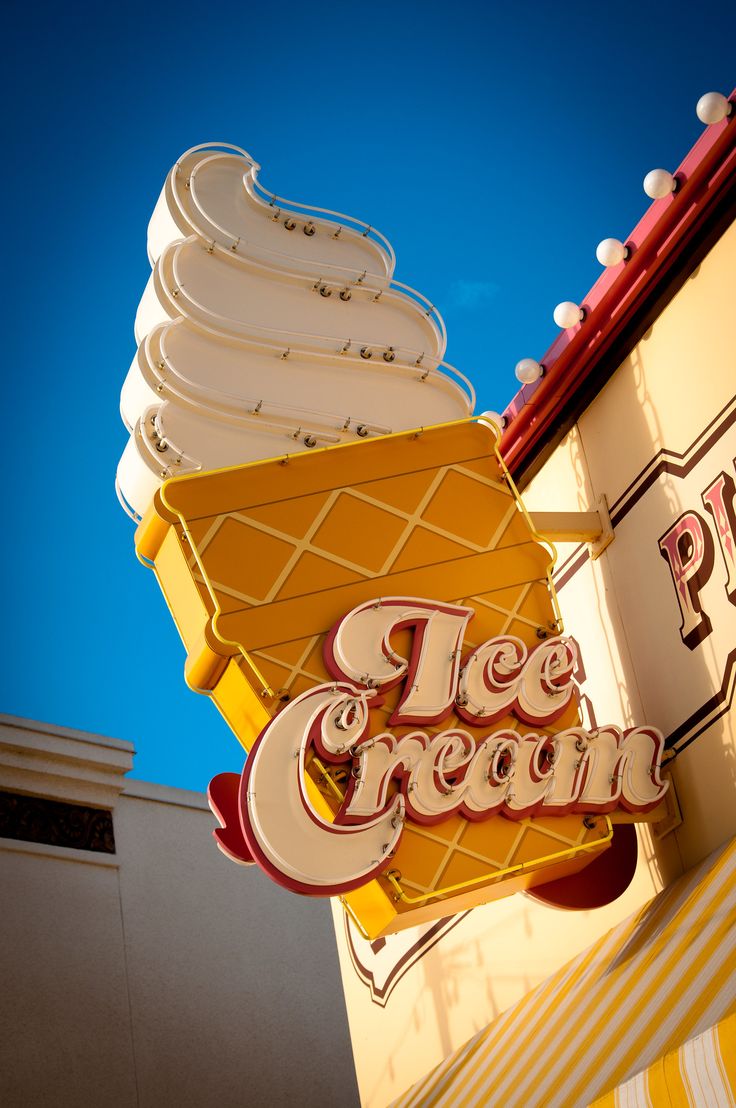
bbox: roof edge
[500,90,736,483]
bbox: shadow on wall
[358,906,546,1108]
[558,246,736,884]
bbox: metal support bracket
[530,495,614,560]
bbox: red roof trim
[500,91,736,479]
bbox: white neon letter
[326,597,473,723]
[240,684,403,894]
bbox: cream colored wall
[0,716,359,1108]
[332,841,661,1108]
[331,220,736,1108]
[524,218,736,874]
[1,844,139,1105]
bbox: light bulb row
[510,90,733,392]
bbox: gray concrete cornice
[0,715,135,809]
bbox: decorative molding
[551,396,736,760]
[0,836,120,868]
[607,394,736,527]
[665,647,736,756]
[343,909,468,1007]
[553,394,736,596]
[0,715,134,809]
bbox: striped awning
[592,1012,736,1107]
[392,835,736,1107]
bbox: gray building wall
[0,715,359,1107]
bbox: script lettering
[325,597,473,724]
[211,597,668,896]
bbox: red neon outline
[455,636,577,728]
[212,604,668,894]
[237,685,401,896]
[324,598,473,727]
[226,695,668,894]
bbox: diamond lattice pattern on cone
[136,420,611,936]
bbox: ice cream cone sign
[135,419,667,937]
[122,147,667,939]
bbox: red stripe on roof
[500,90,736,479]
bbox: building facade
[0,715,359,1107]
[5,92,733,1108]
[331,93,736,1106]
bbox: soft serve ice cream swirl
[117,143,475,518]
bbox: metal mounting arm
[529,495,614,560]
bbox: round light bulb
[643,169,676,200]
[696,92,732,125]
[515,358,543,385]
[553,301,584,329]
[596,238,628,267]
[479,410,506,430]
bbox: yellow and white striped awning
[392,835,736,1107]
[592,1013,736,1107]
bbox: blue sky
[2,0,732,790]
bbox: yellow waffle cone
[136,419,612,937]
